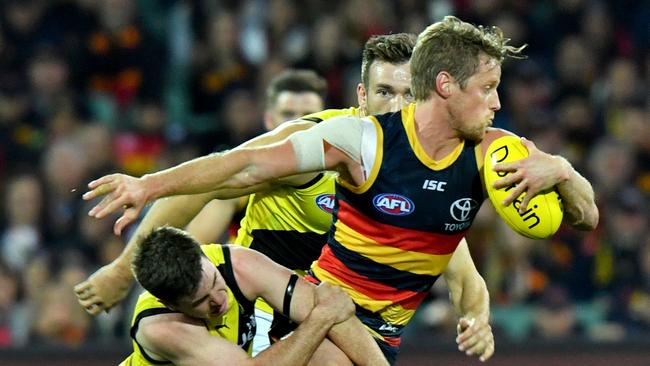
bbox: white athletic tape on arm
[288,115,365,172]
[360,118,378,180]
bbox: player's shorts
[304,270,399,365]
[252,307,274,356]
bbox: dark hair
[132,226,203,305]
[266,69,327,107]
[361,33,417,88]
[411,16,526,100]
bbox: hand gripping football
[483,136,563,239]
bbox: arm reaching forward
[83,116,367,234]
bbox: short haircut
[360,33,417,87]
[266,69,327,107]
[132,226,203,305]
[411,16,526,100]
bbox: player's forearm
[253,307,335,366]
[327,317,389,366]
[141,151,247,199]
[185,198,239,244]
[451,274,490,323]
[143,147,295,200]
[554,156,599,230]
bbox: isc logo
[315,194,335,214]
[422,179,447,192]
[373,193,415,216]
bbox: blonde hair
[411,16,526,100]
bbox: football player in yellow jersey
[77,33,495,361]
[121,226,388,365]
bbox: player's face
[175,257,230,319]
[358,61,413,115]
[447,55,502,141]
[265,91,324,130]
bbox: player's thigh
[306,338,353,366]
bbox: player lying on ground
[120,226,388,366]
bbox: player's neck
[414,101,463,160]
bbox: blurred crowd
[0,0,647,350]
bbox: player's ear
[263,111,275,131]
[357,83,367,112]
[436,72,453,98]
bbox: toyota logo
[450,198,478,222]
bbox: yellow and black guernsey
[121,245,256,366]
[309,104,486,354]
[234,107,360,271]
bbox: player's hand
[83,173,149,235]
[456,316,495,362]
[74,261,134,315]
[492,137,569,212]
[313,282,355,324]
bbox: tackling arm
[137,310,344,366]
[231,247,388,366]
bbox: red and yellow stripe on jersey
[311,104,485,351]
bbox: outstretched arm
[442,238,494,362]
[492,137,599,230]
[83,116,366,233]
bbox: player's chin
[463,128,485,142]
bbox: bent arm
[553,157,599,230]
[139,313,336,366]
[486,132,599,231]
[232,247,388,366]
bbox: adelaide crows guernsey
[121,245,256,366]
[311,103,486,349]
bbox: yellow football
[483,136,564,239]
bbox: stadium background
[0,0,648,365]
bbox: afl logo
[373,193,415,216]
[315,194,335,214]
[450,198,479,222]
